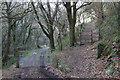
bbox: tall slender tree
[31,2,59,49]
[2,2,32,66]
[63,2,91,46]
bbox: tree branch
[31,2,50,38]
[76,2,92,11]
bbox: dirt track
[57,24,119,78]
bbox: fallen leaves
[57,44,120,79]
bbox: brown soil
[57,44,120,79]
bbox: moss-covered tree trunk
[2,3,12,65]
[98,2,104,40]
[65,2,76,47]
[31,2,58,50]
[2,20,12,66]
[118,2,120,29]
[49,26,55,50]
[57,33,63,51]
[64,2,91,47]
[117,2,120,55]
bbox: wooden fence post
[91,30,93,44]
[40,52,45,67]
[16,51,20,68]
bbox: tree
[1,2,32,66]
[55,9,67,51]
[31,2,59,49]
[117,2,120,29]
[89,2,104,40]
[63,1,91,47]
[97,2,104,40]
[117,2,120,54]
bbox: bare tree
[31,2,59,49]
[1,2,32,67]
[63,1,92,46]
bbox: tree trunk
[49,26,55,50]
[2,18,12,66]
[31,2,56,50]
[117,2,120,72]
[16,51,20,68]
[12,22,20,68]
[98,2,104,40]
[65,2,74,47]
[57,33,63,51]
[65,2,77,47]
[69,23,75,46]
[49,37,55,50]
[118,2,120,28]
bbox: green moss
[52,55,68,73]
[62,34,69,47]
[106,67,116,75]
[96,41,109,59]
[96,41,108,46]
[2,55,16,69]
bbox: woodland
[1,1,120,79]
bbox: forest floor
[2,23,120,79]
[2,67,48,78]
[2,44,120,79]
[57,44,120,79]
[56,23,120,79]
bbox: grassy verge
[2,54,16,69]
